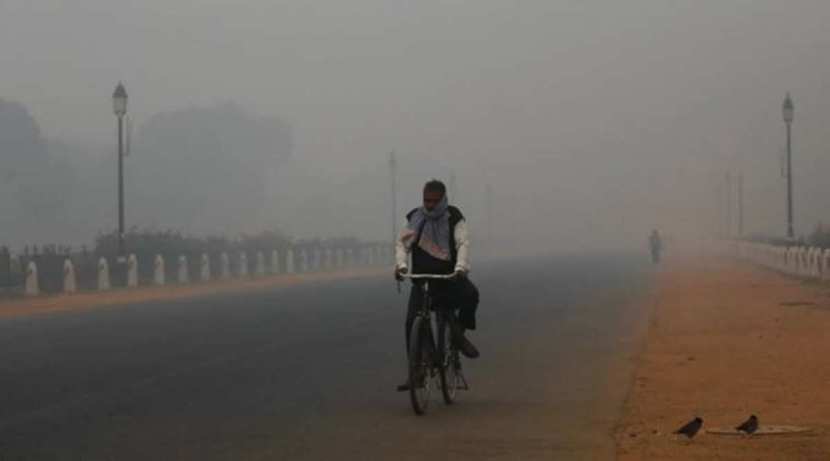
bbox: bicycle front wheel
[438,316,460,404]
[408,316,432,415]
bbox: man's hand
[394,266,408,281]
[452,269,468,280]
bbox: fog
[2,1,830,255]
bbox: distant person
[649,229,663,264]
[394,179,480,391]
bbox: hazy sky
[2,1,830,249]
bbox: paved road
[0,253,650,460]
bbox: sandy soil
[0,268,384,319]
[616,257,830,460]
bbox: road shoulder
[616,258,830,460]
[0,269,383,319]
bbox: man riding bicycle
[395,179,480,391]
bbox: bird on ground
[674,417,703,439]
[736,415,759,434]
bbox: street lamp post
[782,92,794,240]
[113,82,128,259]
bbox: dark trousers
[650,247,661,264]
[405,277,479,351]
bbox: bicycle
[401,273,469,415]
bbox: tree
[128,103,293,233]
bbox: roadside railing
[13,245,393,297]
[728,240,830,280]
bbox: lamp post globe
[113,82,128,118]
[782,92,794,124]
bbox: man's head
[423,179,447,211]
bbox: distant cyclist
[395,179,480,391]
[649,229,663,264]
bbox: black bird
[736,415,759,434]
[675,417,703,439]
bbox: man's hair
[423,179,447,196]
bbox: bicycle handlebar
[400,273,458,280]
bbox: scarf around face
[400,195,451,261]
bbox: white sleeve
[395,219,410,270]
[454,220,471,272]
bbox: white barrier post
[807,247,819,277]
[299,250,308,273]
[256,252,265,276]
[823,249,830,281]
[127,254,139,288]
[336,249,344,269]
[324,248,333,271]
[220,252,231,280]
[201,254,211,282]
[271,250,280,274]
[239,252,249,277]
[313,248,322,272]
[154,255,166,286]
[97,257,110,291]
[178,255,189,284]
[24,261,39,296]
[786,247,795,275]
[346,249,354,267]
[814,248,822,278]
[286,249,295,274]
[63,259,77,294]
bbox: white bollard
[178,255,189,284]
[286,249,295,274]
[823,250,830,281]
[220,252,231,280]
[271,250,280,274]
[786,247,796,275]
[154,254,166,286]
[97,257,110,291]
[256,252,265,276]
[127,254,139,288]
[299,250,308,273]
[324,248,333,271]
[792,247,800,276]
[201,254,211,282]
[63,259,77,293]
[346,248,354,267]
[313,249,322,272]
[336,249,344,269]
[239,252,249,277]
[807,247,818,277]
[800,247,809,277]
[24,261,39,296]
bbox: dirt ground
[616,256,830,460]
[0,268,383,319]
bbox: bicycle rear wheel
[408,317,432,415]
[438,315,460,404]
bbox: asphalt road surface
[0,253,651,460]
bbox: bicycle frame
[401,273,468,414]
[404,273,457,362]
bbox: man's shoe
[457,335,480,359]
[396,382,410,392]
